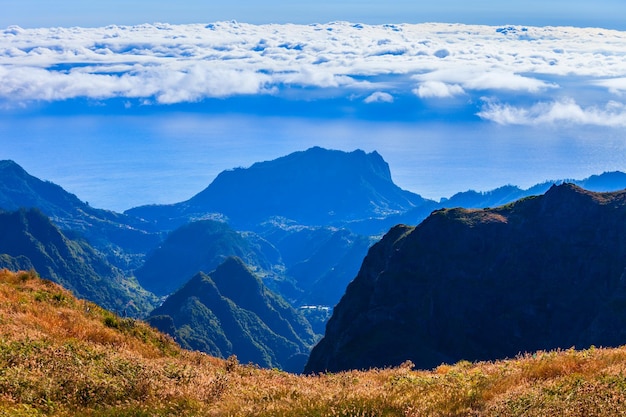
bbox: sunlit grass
[1,268,626,416]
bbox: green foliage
[148,259,316,372]
[0,208,158,317]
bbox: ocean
[2,113,625,213]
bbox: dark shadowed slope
[306,184,626,373]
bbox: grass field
[1,268,626,416]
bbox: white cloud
[0,22,625,105]
[477,98,626,127]
[413,81,465,98]
[463,72,556,93]
[595,78,626,95]
[413,69,557,94]
[364,91,394,103]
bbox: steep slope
[306,184,626,373]
[4,271,626,416]
[126,147,429,230]
[147,257,317,372]
[258,221,374,306]
[134,219,280,296]
[0,208,157,316]
[0,160,161,270]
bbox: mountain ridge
[147,257,317,372]
[305,183,626,373]
[0,160,162,271]
[0,207,157,316]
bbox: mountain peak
[306,186,626,373]
[148,257,316,371]
[210,256,264,300]
[127,147,426,228]
[0,159,28,177]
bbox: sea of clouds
[1,21,626,126]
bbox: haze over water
[2,112,624,212]
[2,3,626,212]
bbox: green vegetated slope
[0,208,157,317]
[307,184,626,373]
[147,257,317,373]
[135,219,281,296]
[0,160,162,271]
[3,269,626,416]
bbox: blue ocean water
[1,113,625,213]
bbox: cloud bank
[478,98,626,127]
[1,22,626,125]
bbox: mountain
[126,147,430,230]
[134,219,281,296]
[0,208,157,316]
[577,171,626,191]
[257,221,375,306]
[305,184,626,373]
[439,171,626,210]
[147,257,317,372]
[0,160,161,270]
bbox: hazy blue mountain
[126,147,431,231]
[306,184,626,373]
[0,208,157,317]
[577,171,626,191]
[147,257,317,372]
[134,219,281,296]
[134,218,374,321]
[0,160,161,270]
[257,220,375,306]
[439,171,626,210]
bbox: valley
[1,148,626,375]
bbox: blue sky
[3,1,626,29]
[1,2,626,211]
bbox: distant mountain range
[306,184,626,373]
[1,149,626,372]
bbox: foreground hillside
[2,269,626,416]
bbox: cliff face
[306,184,626,373]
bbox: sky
[3,1,626,29]
[1,2,626,211]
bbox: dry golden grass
[1,268,626,416]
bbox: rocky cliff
[306,184,626,372]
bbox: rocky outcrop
[306,184,626,373]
